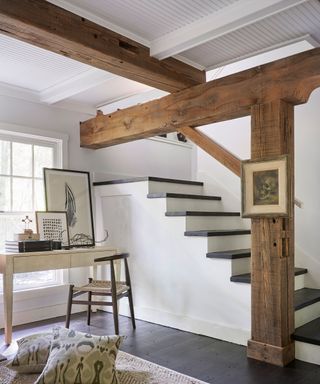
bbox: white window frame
[0,123,69,291]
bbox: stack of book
[5,240,53,253]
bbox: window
[0,130,64,291]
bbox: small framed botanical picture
[241,155,289,218]
[36,211,70,248]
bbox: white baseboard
[105,303,250,346]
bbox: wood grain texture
[0,0,204,92]
[178,126,241,176]
[80,48,320,148]
[247,100,295,366]
[247,340,295,367]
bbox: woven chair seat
[74,279,129,295]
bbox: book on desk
[5,240,61,253]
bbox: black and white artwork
[44,168,95,247]
[36,211,70,248]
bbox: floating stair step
[230,268,308,284]
[295,288,320,311]
[166,211,240,217]
[206,249,251,259]
[94,176,203,186]
[294,317,320,346]
[185,229,251,237]
[147,192,221,200]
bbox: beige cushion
[35,328,122,384]
[6,332,52,373]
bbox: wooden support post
[247,99,295,366]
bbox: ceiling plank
[41,69,116,104]
[0,0,205,93]
[151,0,308,60]
[80,48,320,149]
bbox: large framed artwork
[241,155,289,218]
[44,168,95,247]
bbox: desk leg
[3,261,13,345]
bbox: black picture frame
[44,168,95,247]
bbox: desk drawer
[70,252,95,268]
[14,254,70,273]
[70,250,115,268]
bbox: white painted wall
[95,181,251,345]
[0,94,193,327]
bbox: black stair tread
[294,317,320,346]
[207,249,251,259]
[94,176,203,186]
[166,211,240,217]
[231,268,308,284]
[148,192,221,200]
[184,229,251,237]
[294,288,320,311]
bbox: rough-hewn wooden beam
[178,126,241,176]
[80,48,320,149]
[247,100,295,366]
[0,0,205,93]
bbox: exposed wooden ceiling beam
[151,0,307,60]
[178,127,241,177]
[0,0,205,93]
[80,48,320,149]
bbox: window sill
[0,284,68,304]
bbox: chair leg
[87,290,92,326]
[124,257,136,329]
[110,260,119,335]
[128,289,136,329]
[65,284,74,328]
[112,299,119,335]
[87,278,93,326]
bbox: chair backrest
[94,253,131,286]
[94,252,129,263]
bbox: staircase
[94,175,319,365]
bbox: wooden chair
[65,253,135,335]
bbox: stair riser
[295,301,320,328]
[185,216,249,231]
[148,181,203,195]
[295,341,320,365]
[166,198,222,212]
[295,274,305,291]
[231,258,251,275]
[207,234,251,253]
[230,273,305,289]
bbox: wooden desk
[0,246,119,344]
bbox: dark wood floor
[1,311,320,384]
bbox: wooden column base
[247,340,295,367]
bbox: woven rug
[0,350,208,384]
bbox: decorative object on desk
[13,215,40,241]
[241,155,289,218]
[5,240,53,253]
[44,168,95,247]
[36,211,70,248]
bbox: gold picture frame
[241,155,289,218]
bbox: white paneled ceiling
[0,34,96,91]
[0,0,320,111]
[49,0,238,41]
